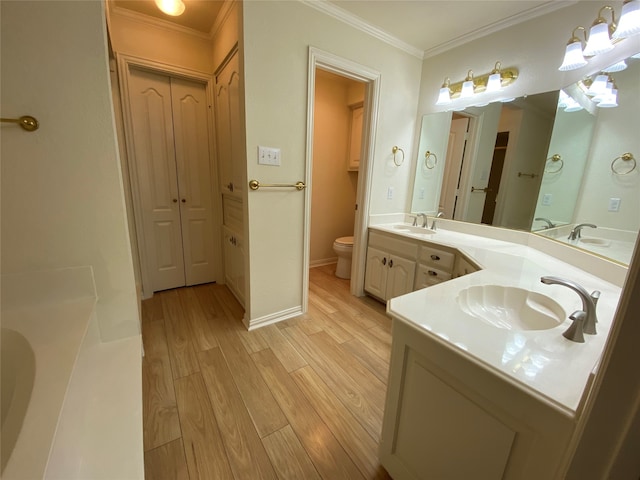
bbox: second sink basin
[457,285,565,331]
[392,224,435,235]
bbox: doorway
[303,48,381,307]
[121,63,218,295]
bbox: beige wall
[310,70,360,265]
[108,8,214,73]
[242,0,422,321]
[1,0,139,341]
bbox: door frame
[116,54,221,299]
[303,47,381,307]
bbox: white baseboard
[247,306,303,330]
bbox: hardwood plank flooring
[142,263,392,479]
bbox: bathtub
[1,267,143,479]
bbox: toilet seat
[334,236,354,246]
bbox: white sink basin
[457,285,565,331]
[579,237,611,247]
[392,224,435,235]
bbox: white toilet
[333,236,354,279]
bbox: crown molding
[300,0,424,59]
[422,1,578,59]
[109,4,212,40]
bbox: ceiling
[111,0,573,56]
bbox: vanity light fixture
[597,80,618,107]
[559,2,640,71]
[603,59,628,72]
[612,0,640,39]
[587,73,610,95]
[435,62,518,106]
[155,0,185,16]
[583,6,616,57]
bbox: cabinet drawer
[419,245,455,271]
[368,231,419,259]
[415,264,452,289]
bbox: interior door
[440,117,469,219]
[170,77,216,286]
[129,68,186,292]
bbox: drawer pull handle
[389,259,394,268]
[428,270,438,276]
[382,257,387,266]
[430,254,441,261]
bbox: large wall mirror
[411,53,640,265]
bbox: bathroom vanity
[371,221,624,480]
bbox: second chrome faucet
[540,276,600,341]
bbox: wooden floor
[141,264,393,480]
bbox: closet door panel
[171,77,217,286]
[129,68,185,292]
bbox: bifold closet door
[128,68,215,292]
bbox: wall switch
[258,146,281,166]
[387,187,394,199]
[608,197,621,212]
[419,187,425,199]
[542,193,552,206]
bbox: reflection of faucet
[568,223,597,241]
[535,217,556,229]
[416,213,428,228]
[431,212,445,230]
[540,276,600,335]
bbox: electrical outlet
[608,197,621,212]
[542,193,552,206]
[257,146,281,166]
[387,187,394,200]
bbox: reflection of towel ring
[392,146,405,166]
[544,154,563,173]
[424,151,438,169]
[611,152,636,175]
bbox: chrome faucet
[540,276,600,335]
[535,217,556,229]
[431,212,445,230]
[416,213,428,228]
[568,223,597,241]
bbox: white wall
[573,59,640,231]
[242,1,422,321]
[1,1,138,341]
[310,70,359,265]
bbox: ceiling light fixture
[435,62,518,106]
[155,0,185,16]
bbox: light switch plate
[608,197,621,212]
[387,187,394,199]
[542,193,552,206]
[258,146,281,166]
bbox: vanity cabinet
[454,253,481,278]
[364,231,418,301]
[380,319,575,480]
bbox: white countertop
[373,223,623,417]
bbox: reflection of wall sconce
[558,1,640,72]
[545,154,564,173]
[580,74,619,108]
[391,146,405,166]
[435,62,518,105]
[611,152,636,174]
[424,151,438,169]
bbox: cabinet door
[348,104,363,171]
[386,255,416,299]
[215,50,242,196]
[364,247,388,300]
[453,256,478,278]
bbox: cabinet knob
[227,182,234,192]
[430,254,440,261]
[181,198,186,203]
[389,259,394,268]
[172,198,178,203]
[428,270,438,276]
[382,257,387,266]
